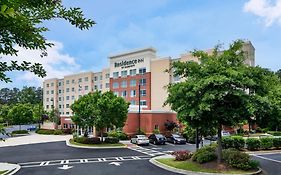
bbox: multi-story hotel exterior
[43,41,255,135]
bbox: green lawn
[69,139,125,147]
[156,158,257,174]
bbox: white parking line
[165,142,175,146]
[253,155,281,164]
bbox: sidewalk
[0,133,72,147]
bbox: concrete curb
[65,139,127,149]
[149,155,262,175]
[0,163,21,175]
[246,150,281,155]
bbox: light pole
[138,82,141,133]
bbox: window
[66,80,69,84]
[66,104,70,108]
[72,79,75,84]
[100,84,102,89]
[59,105,62,109]
[155,125,159,130]
[46,98,49,102]
[130,69,136,76]
[84,77,88,82]
[51,90,54,94]
[121,80,127,88]
[130,100,136,105]
[130,90,136,97]
[46,91,49,94]
[66,96,70,100]
[63,124,68,129]
[72,87,75,92]
[66,88,69,92]
[106,83,110,88]
[78,78,82,83]
[46,105,49,109]
[85,86,88,90]
[106,73,110,79]
[51,83,54,87]
[174,74,180,82]
[140,89,146,97]
[140,100,147,106]
[113,72,119,78]
[139,78,146,86]
[121,91,127,97]
[113,82,119,89]
[58,82,62,86]
[46,84,49,87]
[66,112,69,115]
[94,76,98,81]
[72,96,75,100]
[130,80,136,87]
[59,97,62,101]
[121,70,127,77]
[59,90,62,94]
[139,67,146,75]
[114,91,119,96]
[100,75,102,80]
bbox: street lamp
[138,81,141,133]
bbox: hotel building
[43,41,255,135]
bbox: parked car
[130,135,149,145]
[148,134,166,145]
[27,125,37,131]
[205,131,231,141]
[166,133,186,144]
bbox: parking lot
[252,153,281,175]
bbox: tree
[19,86,42,104]
[48,108,60,125]
[32,104,45,128]
[8,104,33,130]
[164,120,178,131]
[165,40,279,163]
[0,104,11,124]
[71,91,129,141]
[0,0,95,82]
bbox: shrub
[222,148,259,170]
[260,137,273,150]
[192,145,217,163]
[273,137,281,148]
[222,137,233,149]
[136,129,146,135]
[12,130,28,134]
[261,128,269,133]
[232,136,245,150]
[268,131,281,136]
[255,127,262,133]
[108,131,128,140]
[74,137,101,144]
[53,130,64,135]
[237,128,244,134]
[104,137,119,144]
[246,138,260,150]
[62,129,73,134]
[153,129,160,134]
[171,150,192,161]
[36,129,55,135]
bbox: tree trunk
[100,129,103,143]
[217,124,222,163]
[195,128,199,150]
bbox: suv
[166,133,186,144]
[148,134,166,145]
[130,135,149,145]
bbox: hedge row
[36,129,64,135]
[222,136,245,150]
[73,137,119,144]
[11,130,29,134]
[107,131,128,140]
[246,137,281,150]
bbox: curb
[0,163,21,175]
[65,139,128,149]
[246,150,281,155]
[149,156,262,175]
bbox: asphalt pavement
[252,153,281,175]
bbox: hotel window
[94,85,98,90]
[121,80,127,88]
[100,84,102,89]
[72,87,75,92]
[140,89,146,97]
[140,100,147,106]
[85,86,88,90]
[51,90,54,94]
[59,105,62,109]
[130,90,136,97]
[66,96,70,100]
[59,90,62,94]
[46,84,49,87]
[106,83,110,88]
[94,76,98,81]
[114,91,119,96]
[66,80,69,84]
[51,83,54,87]
[121,70,127,77]
[46,98,49,102]
[78,78,82,83]
[46,91,49,94]
[155,125,159,130]
[113,72,119,78]
[106,73,110,79]
[63,124,68,129]
[100,75,103,80]
[72,96,75,100]
[139,78,146,86]
[130,80,136,87]
[66,112,70,115]
[72,79,75,84]
[121,91,127,97]
[113,82,119,89]
[84,77,88,82]
[130,100,136,105]
[59,97,62,101]
[66,104,69,108]
[130,69,136,76]
[139,67,146,75]
[46,105,49,109]
[58,82,62,86]
[66,88,69,92]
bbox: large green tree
[71,91,129,141]
[165,40,280,163]
[8,103,33,130]
[0,0,95,82]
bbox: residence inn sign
[114,58,144,69]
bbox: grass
[69,139,125,147]
[0,170,7,175]
[156,158,257,174]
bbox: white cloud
[244,0,281,26]
[0,41,81,87]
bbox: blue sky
[1,0,281,88]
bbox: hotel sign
[114,58,144,69]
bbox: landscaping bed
[36,129,72,135]
[69,139,124,147]
[156,158,258,174]
[0,170,7,175]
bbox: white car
[131,135,149,145]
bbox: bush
[232,136,245,150]
[273,137,281,148]
[268,131,281,136]
[104,137,119,144]
[62,128,73,134]
[222,148,259,170]
[108,131,128,140]
[36,129,55,135]
[53,130,64,135]
[171,150,192,161]
[11,130,28,134]
[74,137,101,144]
[237,128,244,134]
[260,137,273,150]
[246,138,260,150]
[261,128,269,133]
[192,145,217,163]
[222,137,233,149]
[153,129,160,134]
[136,129,146,135]
[255,127,262,133]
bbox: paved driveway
[252,153,281,175]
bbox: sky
[1,0,281,88]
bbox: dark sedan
[148,134,166,145]
[166,134,186,144]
